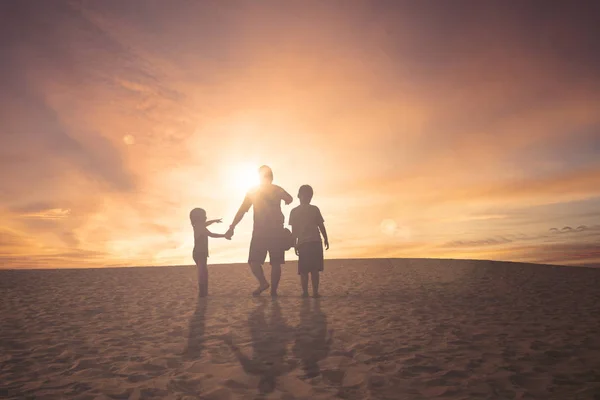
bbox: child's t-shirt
[289,204,324,246]
[193,225,209,256]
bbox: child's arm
[316,207,329,250]
[289,210,299,255]
[292,227,299,256]
[205,218,222,226]
[318,222,329,250]
[205,228,231,240]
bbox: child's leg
[197,262,202,292]
[201,262,209,296]
[197,257,208,296]
[300,273,309,297]
[311,271,320,297]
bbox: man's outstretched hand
[225,227,235,239]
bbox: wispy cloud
[548,225,600,234]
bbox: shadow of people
[224,298,296,394]
[184,298,208,359]
[292,299,333,379]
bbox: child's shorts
[297,241,323,275]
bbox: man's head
[258,165,273,184]
[298,184,313,204]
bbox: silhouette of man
[223,299,296,394]
[226,165,293,296]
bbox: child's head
[258,165,273,184]
[190,208,207,225]
[298,185,313,204]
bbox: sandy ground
[2,258,600,400]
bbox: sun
[228,163,260,193]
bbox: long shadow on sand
[184,298,208,359]
[292,299,333,379]
[224,298,296,394]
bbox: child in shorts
[288,185,329,298]
[190,208,230,297]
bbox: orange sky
[1,1,600,269]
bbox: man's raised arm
[280,188,293,205]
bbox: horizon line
[1,256,598,271]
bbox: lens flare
[228,163,260,193]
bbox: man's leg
[249,237,270,296]
[270,263,281,296]
[250,262,270,296]
[269,242,285,296]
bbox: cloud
[415,164,600,208]
[549,225,600,234]
[442,224,600,251]
[1,45,136,207]
[0,249,110,269]
[0,228,33,252]
[444,237,514,248]
[17,209,72,221]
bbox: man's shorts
[249,234,285,266]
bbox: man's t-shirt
[241,184,288,237]
[289,204,324,246]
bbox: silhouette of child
[292,299,333,378]
[288,185,329,298]
[190,208,230,297]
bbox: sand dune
[2,258,600,399]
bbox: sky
[1,0,599,269]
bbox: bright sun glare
[229,164,260,193]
